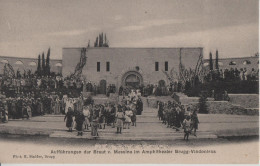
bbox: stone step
[140,113,157,116]
[136,119,159,122]
[139,115,157,117]
[50,130,217,140]
[99,131,213,136]
[142,110,157,113]
[141,111,157,114]
[50,129,214,135]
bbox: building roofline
[0,55,62,61]
[62,47,204,49]
[204,56,259,61]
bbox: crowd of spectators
[205,68,259,82]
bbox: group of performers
[64,90,143,136]
[158,101,199,140]
[64,101,117,136]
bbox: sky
[0,0,259,60]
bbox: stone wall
[153,93,259,116]
[0,56,62,74]
[203,56,259,71]
[172,92,214,104]
[228,94,259,108]
[92,93,118,105]
[189,101,258,116]
[146,96,174,108]
[171,92,258,115]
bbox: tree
[94,37,98,47]
[3,63,15,78]
[70,47,87,79]
[209,52,213,71]
[42,52,45,76]
[98,33,104,47]
[94,33,109,47]
[162,52,206,91]
[46,48,51,76]
[98,34,101,47]
[23,69,26,78]
[215,50,219,70]
[103,34,109,47]
[101,33,104,46]
[16,69,21,78]
[37,54,41,76]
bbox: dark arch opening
[121,71,143,89]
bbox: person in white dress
[124,106,133,129]
[83,105,90,130]
[183,116,192,141]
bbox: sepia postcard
[0,0,259,164]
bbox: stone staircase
[50,99,217,140]
[141,96,149,108]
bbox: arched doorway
[122,71,143,89]
[99,79,107,94]
[158,80,166,87]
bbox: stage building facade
[62,47,203,88]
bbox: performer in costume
[91,115,99,137]
[183,115,192,141]
[191,109,199,136]
[83,105,90,130]
[75,111,85,136]
[64,107,74,132]
[124,106,132,129]
[116,105,124,134]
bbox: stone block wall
[189,101,258,116]
[92,93,118,105]
[172,92,214,104]
[228,94,259,108]
[153,93,259,116]
[147,96,173,108]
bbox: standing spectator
[175,106,182,131]
[250,68,256,80]
[244,68,248,80]
[234,68,240,80]
[158,101,163,121]
[136,97,143,115]
[239,68,244,80]
[93,83,97,95]
[54,97,61,114]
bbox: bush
[184,80,258,97]
[198,91,208,114]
